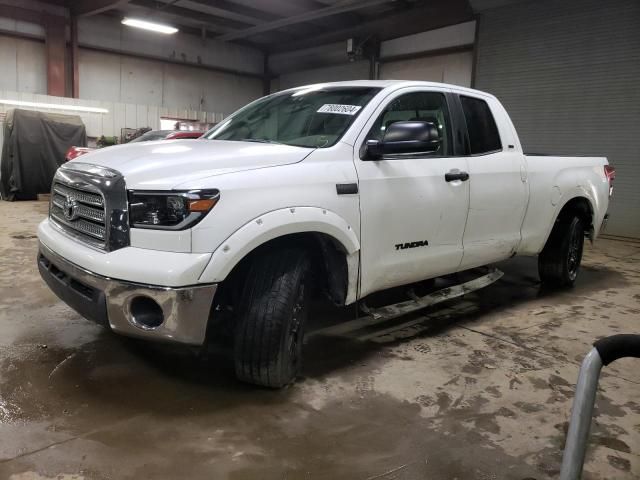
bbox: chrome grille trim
[50,207,106,240]
[53,183,104,207]
[52,193,106,223]
[50,180,107,245]
[48,165,130,252]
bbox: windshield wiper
[239,138,282,145]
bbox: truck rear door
[452,93,529,270]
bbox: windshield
[204,86,380,148]
[129,130,173,143]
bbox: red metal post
[71,17,80,98]
[44,15,67,97]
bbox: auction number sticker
[317,104,362,115]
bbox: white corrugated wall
[474,0,640,238]
[0,90,226,139]
[379,50,474,87]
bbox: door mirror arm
[364,139,384,160]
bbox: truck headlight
[128,190,219,230]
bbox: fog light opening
[129,296,164,329]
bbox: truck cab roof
[279,80,498,101]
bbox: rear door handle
[445,171,470,182]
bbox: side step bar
[360,268,504,322]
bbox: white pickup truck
[38,80,614,387]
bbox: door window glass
[366,92,452,157]
[459,95,502,154]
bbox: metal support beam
[44,15,67,97]
[179,0,326,39]
[262,53,271,96]
[71,17,80,98]
[77,43,265,80]
[217,0,390,42]
[368,38,380,80]
[179,0,276,25]
[470,14,480,88]
[246,0,364,30]
[72,0,130,17]
[130,0,248,33]
[0,5,44,25]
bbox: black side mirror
[364,121,441,160]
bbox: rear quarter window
[459,96,502,155]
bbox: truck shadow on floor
[302,255,629,380]
[123,254,628,388]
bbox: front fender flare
[198,207,360,285]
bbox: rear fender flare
[541,184,599,248]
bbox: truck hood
[70,139,313,189]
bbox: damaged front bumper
[38,241,217,345]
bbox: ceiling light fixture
[122,17,178,34]
[0,99,108,114]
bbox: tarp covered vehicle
[0,109,87,200]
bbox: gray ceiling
[44,0,476,52]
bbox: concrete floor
[1,200,639,480]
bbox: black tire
[538,215,585,287]
[234,248,311,388]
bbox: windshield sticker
[317,104,362,115]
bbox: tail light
[604,165,615,197]
[64,146,92,162]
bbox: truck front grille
[50,182,107,246]
[49,163,130,252]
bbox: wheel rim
[567,224,583,281]
[287,283,305,367]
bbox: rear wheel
[538,215,585,287]
[234,248,311,388]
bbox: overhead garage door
[380,50,474,87]
[474,0,640,238]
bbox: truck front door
[354,88,470,298]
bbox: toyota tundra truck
[37,81,614,387]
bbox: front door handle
[445,171,470,182]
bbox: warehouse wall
[78,49,262,116]
[75,16,263,113]
[269,40,369,91]
[378,21,475,86]
[78,15,264,77]
[0,20,262,141]
[275,62,370,91]
[0,14,264,117]
[380,21,475,58]
[0,34,262,117]
[0,35,46,94]
[474,0,640,238]
[270,21,476,90]
[379,51,473,86]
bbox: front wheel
[538,215,585,287]
[234,248,311,388]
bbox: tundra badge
[395,240,429,250]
